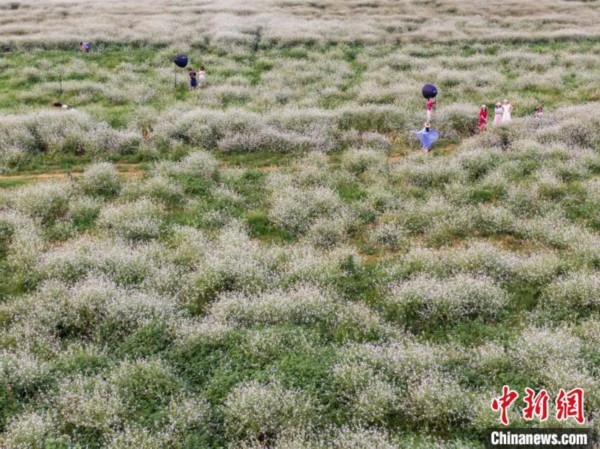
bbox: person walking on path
[502,99,512,124]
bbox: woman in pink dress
[493,102,503,126]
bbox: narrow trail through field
[0,144,462,183]
[0,163,144,181]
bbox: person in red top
[426,97,436,121]
[478,105,488,133]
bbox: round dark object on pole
[174,54,189,68]
[422,84,438,99]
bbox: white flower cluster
[279,244,360,288]
[177,224,279,303]
[106,426,166,449]
[37,237,158,285]
[509,327,597,393]
[269,184,347,235]
[139,175,186,205]
[224,380,316,445]
[6,275,183,346]
[206,284,385,338]
[368,221,407,251]
[2,357,209,448]
[0,210,45,275]
[542,271,600,316]
[98,199,165,241]
[53,375,122,432]
[152,150,219,180]
[393,157,466,190]
[394,241,560,284]
[68,196,102,226]
[9,181,72,224]
[0,350,51,398]
[3,412,59,449]
[332,339,478,430]
[79,162,121,197]
[388,274,508,324]
[0,111,140,163]
[403,370,476,430]
[341,148,387,175]
[152,107,334,153]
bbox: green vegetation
[1,0,600,447]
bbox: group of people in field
[188,67,207,90]
[428,98,544,135]
[477,99,512,132]
[78,40,207,90]
[418,98,545,151]
[477,100,544,132]
[76,40,548,154]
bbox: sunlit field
[1,0,600,447]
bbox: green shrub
[98,199,165,241]
[224,381,315,446]
[110,359,182,425]
[79,163,121,198]
[10,182,71,224]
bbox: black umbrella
[422,84,438,99]
[174,54,189,68]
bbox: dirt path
[0,164,144,181]
[256,165,280,172]
[0,172,82,180]
[0,145,457,182]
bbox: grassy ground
[2,39,600,119]
[1,1,600,447]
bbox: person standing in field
[80,42,90,53]
[502,99,512,124]
[426,97,436,121]
[478,105,488,132]
[188,67,198,90]
[198,66,206,87]
[535,105,543,119]
[411,121,439,152]
[493,102,503,126]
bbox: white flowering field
[1,0,600,447]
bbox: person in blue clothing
[411,121,439,152]
[80,42,91,53]
[188,67,198,90]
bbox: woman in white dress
[198,66,206,87]
[502,99,512,124]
